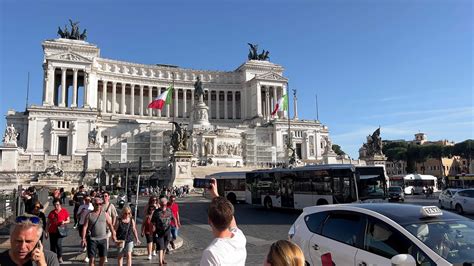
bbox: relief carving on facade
[204,139,214,155]
[215,142,242,156]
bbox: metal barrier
[0,190,18,221]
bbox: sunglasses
[16,216,41,224]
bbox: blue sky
[0,0,472,158]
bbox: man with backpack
[151,196,175,265]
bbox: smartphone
[29,240,41,259]
[193,178,211,189]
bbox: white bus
[402,174,438,195]
[205,171,247,204]
[245,164,387,209]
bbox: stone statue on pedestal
[88,127,99,147]
[170,122,192,152]
[360,128,384,158]
[3,124,19,147]
[194,76,204,102]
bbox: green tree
[453,140,474,172]
[332,144,345,156]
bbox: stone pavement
[0,196,184,265]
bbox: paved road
[3,193,472,265]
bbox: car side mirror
[391,254,416,266]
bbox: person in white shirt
[200,178,247,266]
[76,196,93,261]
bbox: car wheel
[264,197,273,209]
[226,193,237,204]
[316,199,329,206]
[455,204,464,214]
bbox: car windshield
[388,187,402,192]
[404,220,474,264]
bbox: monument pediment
[48,51,92,63]
[255,71,288,82]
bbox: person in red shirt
[167,195,181,250]
[53,188,61,201]
[141,205,156,260]
[46,198,70,263]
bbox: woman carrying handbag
[115,206,141,266]
[46,198,70,263]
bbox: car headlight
[288,224,296,240]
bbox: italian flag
[271,94,288,115]
[148,85,173,110]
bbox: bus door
[332,175,355,203]
[281,174,295,208]
[217,179,226,197]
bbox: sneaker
[58,258,64,263]
[73,225,77,229]
[84,257,89,263]
[152,251,157,256]
[170,241,175,249]
[148,255,152,260]
[105,257,108,263]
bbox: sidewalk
[0,196,183,265]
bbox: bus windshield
[356,166,387,200]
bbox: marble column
[224,90,228,120]
[60,68,67,107]
[232,91,236,120]
[148,86,152,117]
[130,84,135,115]
[256,83,262,117]
[166,88,170,118]
[71,69,78,107]
[272,87,277,118]
[183,89,187,118]
[102,81,107,112]
[174,88,178,118]
[121,83,126,114]
[139,85,144,116]
[207,90,212,118]
[191,89,195,108]
[157,88,162,117]
[216,91,220,119]
[265,88,270,120]
[111,82,117,114]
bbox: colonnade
[51,67,87,107]
[260,85,286,120]
[98,80,242,120]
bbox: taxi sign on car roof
[420,206,443,217]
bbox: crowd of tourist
[5,182,305,265]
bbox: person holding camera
[200,178,247,266]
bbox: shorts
[117,241,134,255]
[87,238,108,258]
[154,230,171,251]
[170,227,178,240]
[145,233,154,244]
